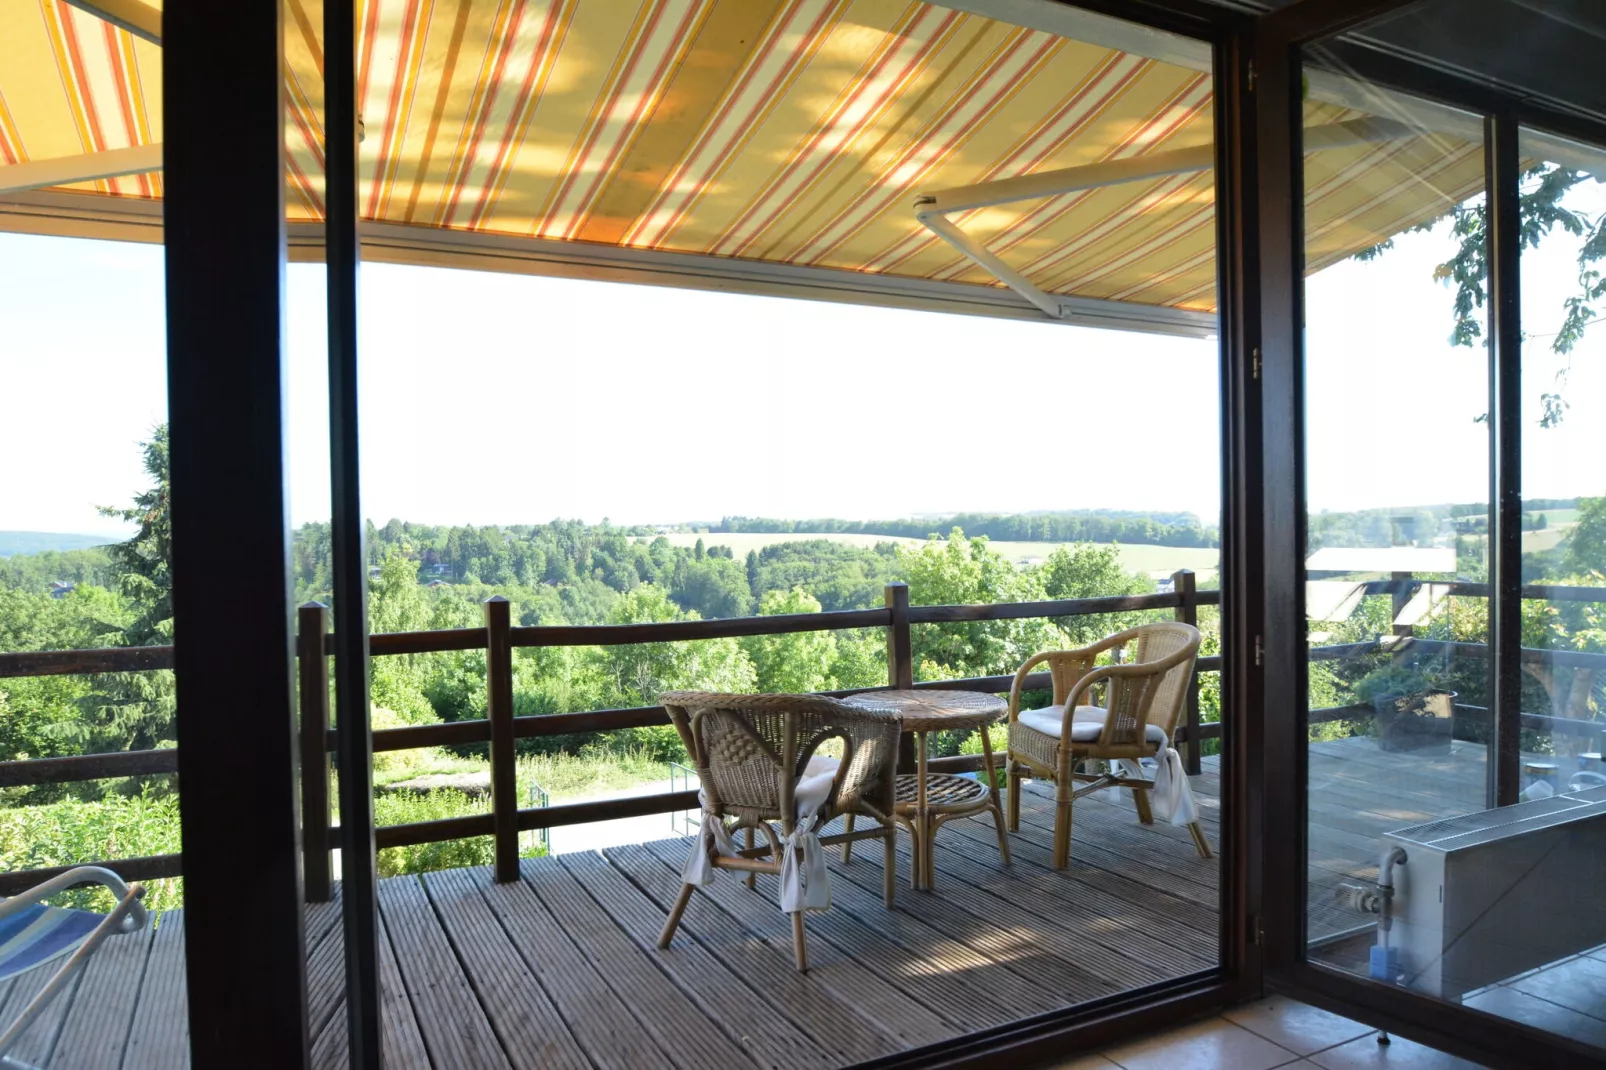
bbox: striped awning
[0,0,1493,332]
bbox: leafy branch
[1397,164,1606,426]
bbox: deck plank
[43,921,154,1070]
[639,839,958,1051]
[821,835,1136,999]
[605,843,900,1066]
[933,807,1219,960]
[378,875,511,1070]
[121,913,188,1070]
[311,911,432,1070]
[474,861,682,1070]
[834,824,1198,990]
[421,867,592,1070]
[521,855,757,1070]
[558,851,835,1070]
[0,922,97,1068]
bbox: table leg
[978,721,1011,865]
[916,731,930,892]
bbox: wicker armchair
[1005,622,1209,869]
[657,691,902,972]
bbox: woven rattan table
[842,690,1010,890]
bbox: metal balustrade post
[1390,571,1415,639]
[1173,570,1204,776]
[885,582,915,772]
[298,602,333,902]
[485,596,518,881]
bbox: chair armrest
[829,704,903,812]
[1008,651,1059,720]
[0,866,149,934]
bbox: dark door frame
[165,2,310,1066]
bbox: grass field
[1523,525,1574,553]
[650,531,1220,579]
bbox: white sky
[3,175,1606,538]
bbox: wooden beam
[62,0,162,44]
[0,143,162,195]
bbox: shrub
[0,788,184,913]
[374,789,497,877]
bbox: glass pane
[1482,124,1606,1048]
[0,3,180,1060]
[341,0,1224,1054]
[1298,54,1498,983]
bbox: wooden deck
[1,737,1505,1069]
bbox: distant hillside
[0,531,115,558]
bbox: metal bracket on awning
[912,117,1412,322]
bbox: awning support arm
[913,117,1412,319]
[62,0,162,45]
[0,144,163,196]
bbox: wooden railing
[0,572,1218,896]
[9,571,1605,898]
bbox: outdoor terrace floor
[3,737,1511,1069]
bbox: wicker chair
[657,690,902,972]
[1005,622,1209,870]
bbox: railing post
[298,602,333,902]
[1391,570,1415,639]
[485,596,518,882]
[1173,570,1203,776]
[885,582,915,772]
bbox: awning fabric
[0,0,1485,323]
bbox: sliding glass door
[1274,5,1606,1062]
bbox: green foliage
[1039,542,1158,646]
[1564,497,1606,577]
[0,788,183,913]
[89,425,175,751]
[715,510,1218,548]
[1351,659,1452,706]
[374,790,498,877]
[0,547,115,593]
[742,588,837,693]
[900,528,1061,680]
[1365,165,1606,426]
[746,539,898,611]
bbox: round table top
[842,689,1006,734]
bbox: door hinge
[1251,347,1262,380]
[1251,915,1264,945]
[1247,59,1256,92]
[1254,634,1264,667]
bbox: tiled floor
[1044,995,1487,1070]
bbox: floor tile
[1507,952,1606,1021]
[1040,1054,1120,1070]
[1463,985,1606,1049]
[1103,1017,1295,1070]
[1225,996,1376,1055]
[1307,1032,1487,1069]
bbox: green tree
[86,425,175,751]
[1361,166,1605,425]
[1564,497,1606,576]
[741,587,836,693]
[1037,542,1157,646]
[899,528,1061,680]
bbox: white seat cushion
[794,755,840,816]
[1017,705,1168,747]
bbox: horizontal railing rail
[7,570,1603,897]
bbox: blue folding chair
[0,867,147,1070]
